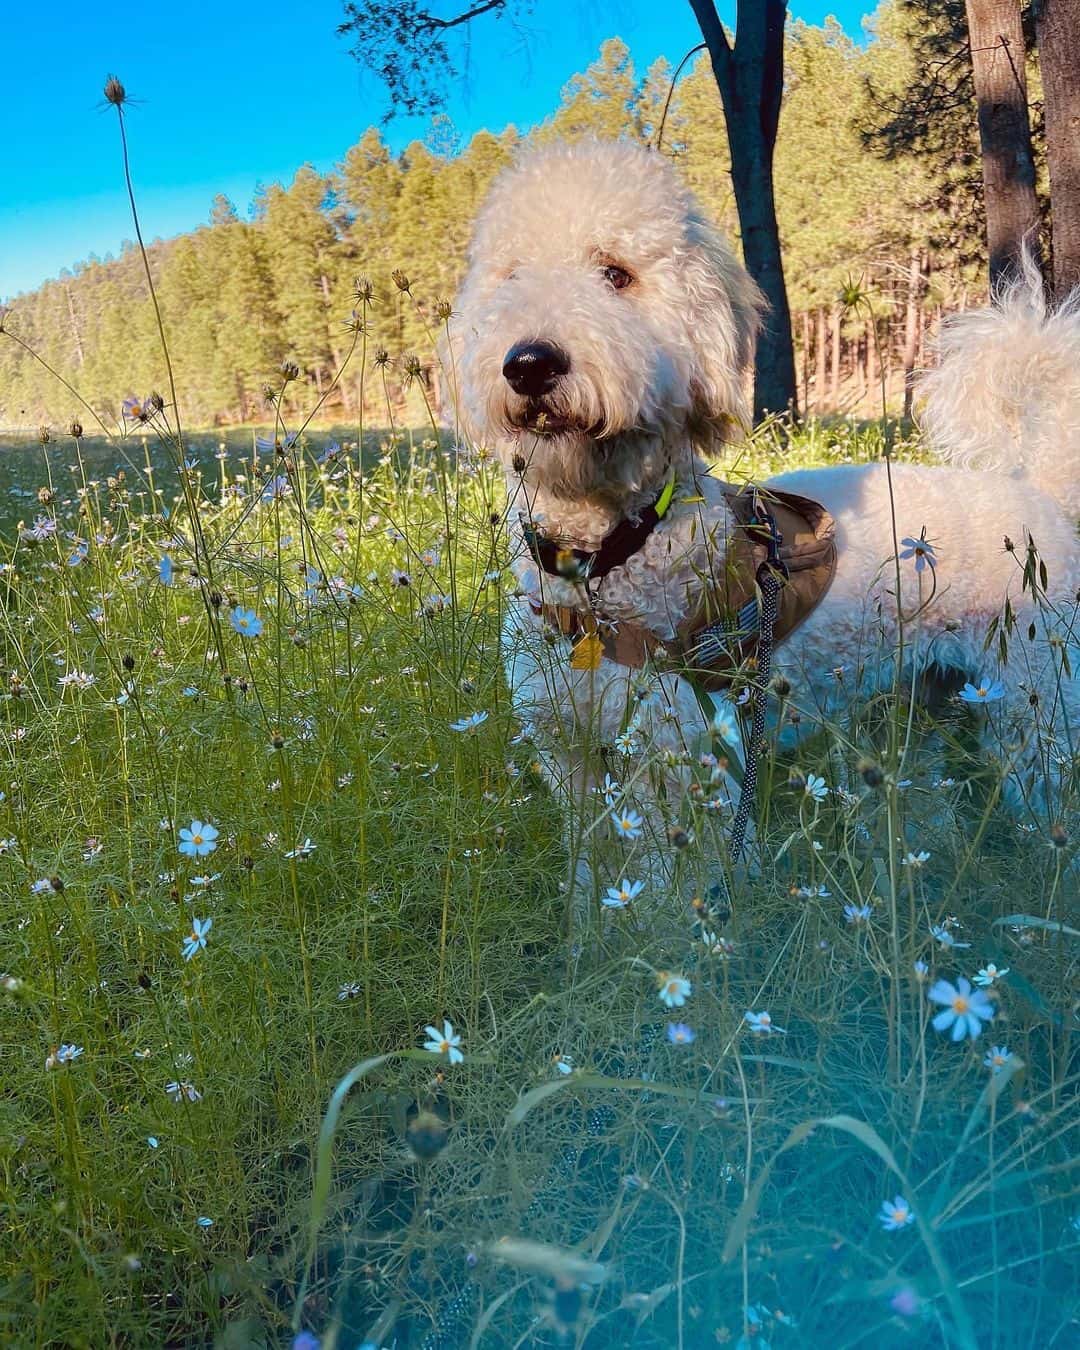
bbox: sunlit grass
[0,402,1075,1348]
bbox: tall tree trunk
[815,306,826,411]
[800,310,810,411]
[901,248,922,419]
[829,303,841,402]
[320,272,353,414]
[963,0,1041,290]
[689,0,798,422]
[64,286,85,369]
[1035,0,1080,297]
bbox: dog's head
[442,139,763,503]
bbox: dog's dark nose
[502,341,569,397]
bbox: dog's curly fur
[445,139,1079,856]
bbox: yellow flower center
[952,996,969,1014]
[439,1039,450,1053]
[192,833,203,845]
[891,1206,907,1223]
[977,686,987,697]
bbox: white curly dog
[444,139,1079,887]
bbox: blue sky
[1,2,874,299]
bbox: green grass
[0,411,1076,1350]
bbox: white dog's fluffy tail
[918,251,1080,519]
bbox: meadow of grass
[1,76,1076,1349]
[0,395,1076,1349]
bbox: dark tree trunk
[689,0,798,422]
[963,0,1042,290]
[829,303,841,402]
[1035,0,1080,298]
[814,306,826,411]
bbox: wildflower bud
[121,653,135,672]
[858,758,884,788]
[1050,822,1068,849]
[292,633,306,648]
[149,392,165,412]
[238,678,248,693]
[1,974,22,994]
[460,678,476,695]
[270,731,285,750]
[1028,691,1039,708]
[69,420,83,439]
[511,453,527,474]
[374,348,390,368]
[668,825,691,850]
[1003,535,1015,553]
[38,425,51,445]
[241,855,254,870]
[490,513,501,527]
[103,75,127,106]
[262,384,277,405]
[405,1109,449,1159]
[402,353,422,382]
[787,770,806,791]
[280,360,300,382]
[391,269,411,292]
[465,1250,478,1269]
[37,487,55,505]
[122,1254,142,1273]
[354,275,374,302]
[434,297,453,321]
[771,675,791,697]
[553,1281,582,1328]
[555,548,588,581]
[49,876,64,894]
[209,591,222,609]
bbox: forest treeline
[0,2,1037,427]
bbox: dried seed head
[668,825,691,850]
[1003,535,1015,553]
[38,425,51,445]
[37,487,55,505]
[270,730,286,750]
[121,653,135,672]
[511,452,527,474]
[280,360,300,382]
[391,269,410,293]
[405,1109,449,1160]
[104,75,127,106]
[858,757,884,788]
[771,675,792,697]
[354,275,374,302]
[69,420,83,439]
[373,348,390,368]
[402,352,422,382]
[434,297,452,321]
[1049,822,1068,849]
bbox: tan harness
[531,483,838,691]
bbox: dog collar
[521,474,676,582]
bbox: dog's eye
[602,264,633,291]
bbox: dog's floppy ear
[683,216,764,442]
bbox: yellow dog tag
[570,632,604,670]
